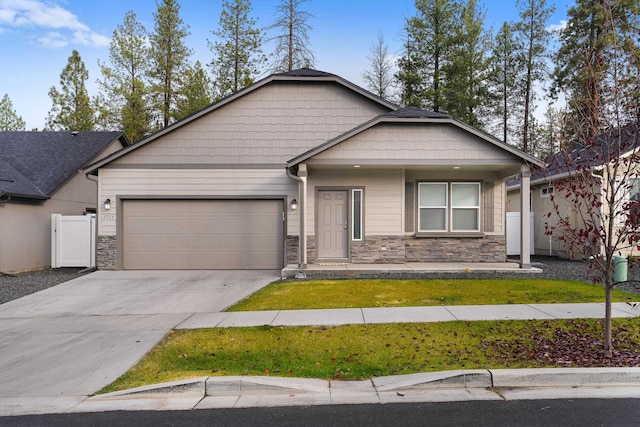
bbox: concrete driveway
[0,270,278,414]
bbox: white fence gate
[506,212,535,256]
[51,214,95,268]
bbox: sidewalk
[2,301,639,416]
[176,302,640,329]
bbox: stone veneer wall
[97,235,117,270]
[405,235,506,263]
[286,235,317,265]
[348,235,506,264]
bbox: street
[2,399,639,426]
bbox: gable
[310,123,530,167]
[109,81,392,167]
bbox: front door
[317,190,349,259]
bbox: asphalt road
[2,399,640,427]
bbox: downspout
[286,165,307,274]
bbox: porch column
[519,164,531,269]
[298,164,308,268]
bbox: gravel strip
[1,256,639,305]
[0,268,91,305]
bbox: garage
[121,199,284,270]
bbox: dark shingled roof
[382,106,450,119]
[0,131,125,199]
[274,68,337,78]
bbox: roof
[0,131,127,199]
[288,107,544,168]
[84,68,398,174]
[507,123,640,189]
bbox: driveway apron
[0,270,278,399]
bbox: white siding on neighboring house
[111,82,390,167]
[307,169,404,236]
[98,168,298,236]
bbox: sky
[0,0,573,131]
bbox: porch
[281,261,542,279]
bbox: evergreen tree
[99,10,152,142]
[488,22,522,145]
[209,0,265,99]
[0,93,26,130]
[553,0,640,141]
[514,0,555,154]
[150,0,193,128]
[396,0,459,111]
[442,0,493,128]
[175,61,213,120]
[46,50,94,131]
[361,34,396,101]
[268,0,315,72]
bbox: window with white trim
[352,189,363,241]
[540,185,554,198]
[418,182,481,233]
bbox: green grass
[100,317,640,393]
[227,278,638,311]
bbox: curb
[91,367,640,401]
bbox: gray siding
[311,123,522,165]
[111,82,390,166]
[0,173,97,273]
[98,168,298,236]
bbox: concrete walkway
[176,302,640,329]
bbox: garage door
[122,199,284,270]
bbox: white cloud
[0,0,109,48]
[38,30,67,48]
[72,30,109,47]
[547,20,568,34]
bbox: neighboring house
[0,131,128,273]
[84,69,542,272]
[507,124,640,260]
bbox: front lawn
[227,278,638,311]
[101,318,640,393]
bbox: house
[507,124,640,260]
[0,131,128,273]
[84,69,543,272]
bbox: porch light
[104,198,111,211]
[291,198,298,211]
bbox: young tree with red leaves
[546,0,640,357]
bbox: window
[352,189,363,241]
[418,182,481,233]
[540,186,554,198]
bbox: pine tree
[46,50,94,131]
[361,34,396,101]
[488,22,522,145]
[396,0,460,111]
[150,0,193,128]
[0,93,26,130]
[99,10,152,142]
[268,0,315,72]
[514,0,555,154]
[175,61,213,120]
[209,0,265,99]
[553,0,639,141]
[442,0,493,128]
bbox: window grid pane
[418,183,448,232]
[418,182,480,233]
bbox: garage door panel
[122,200,283,270]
